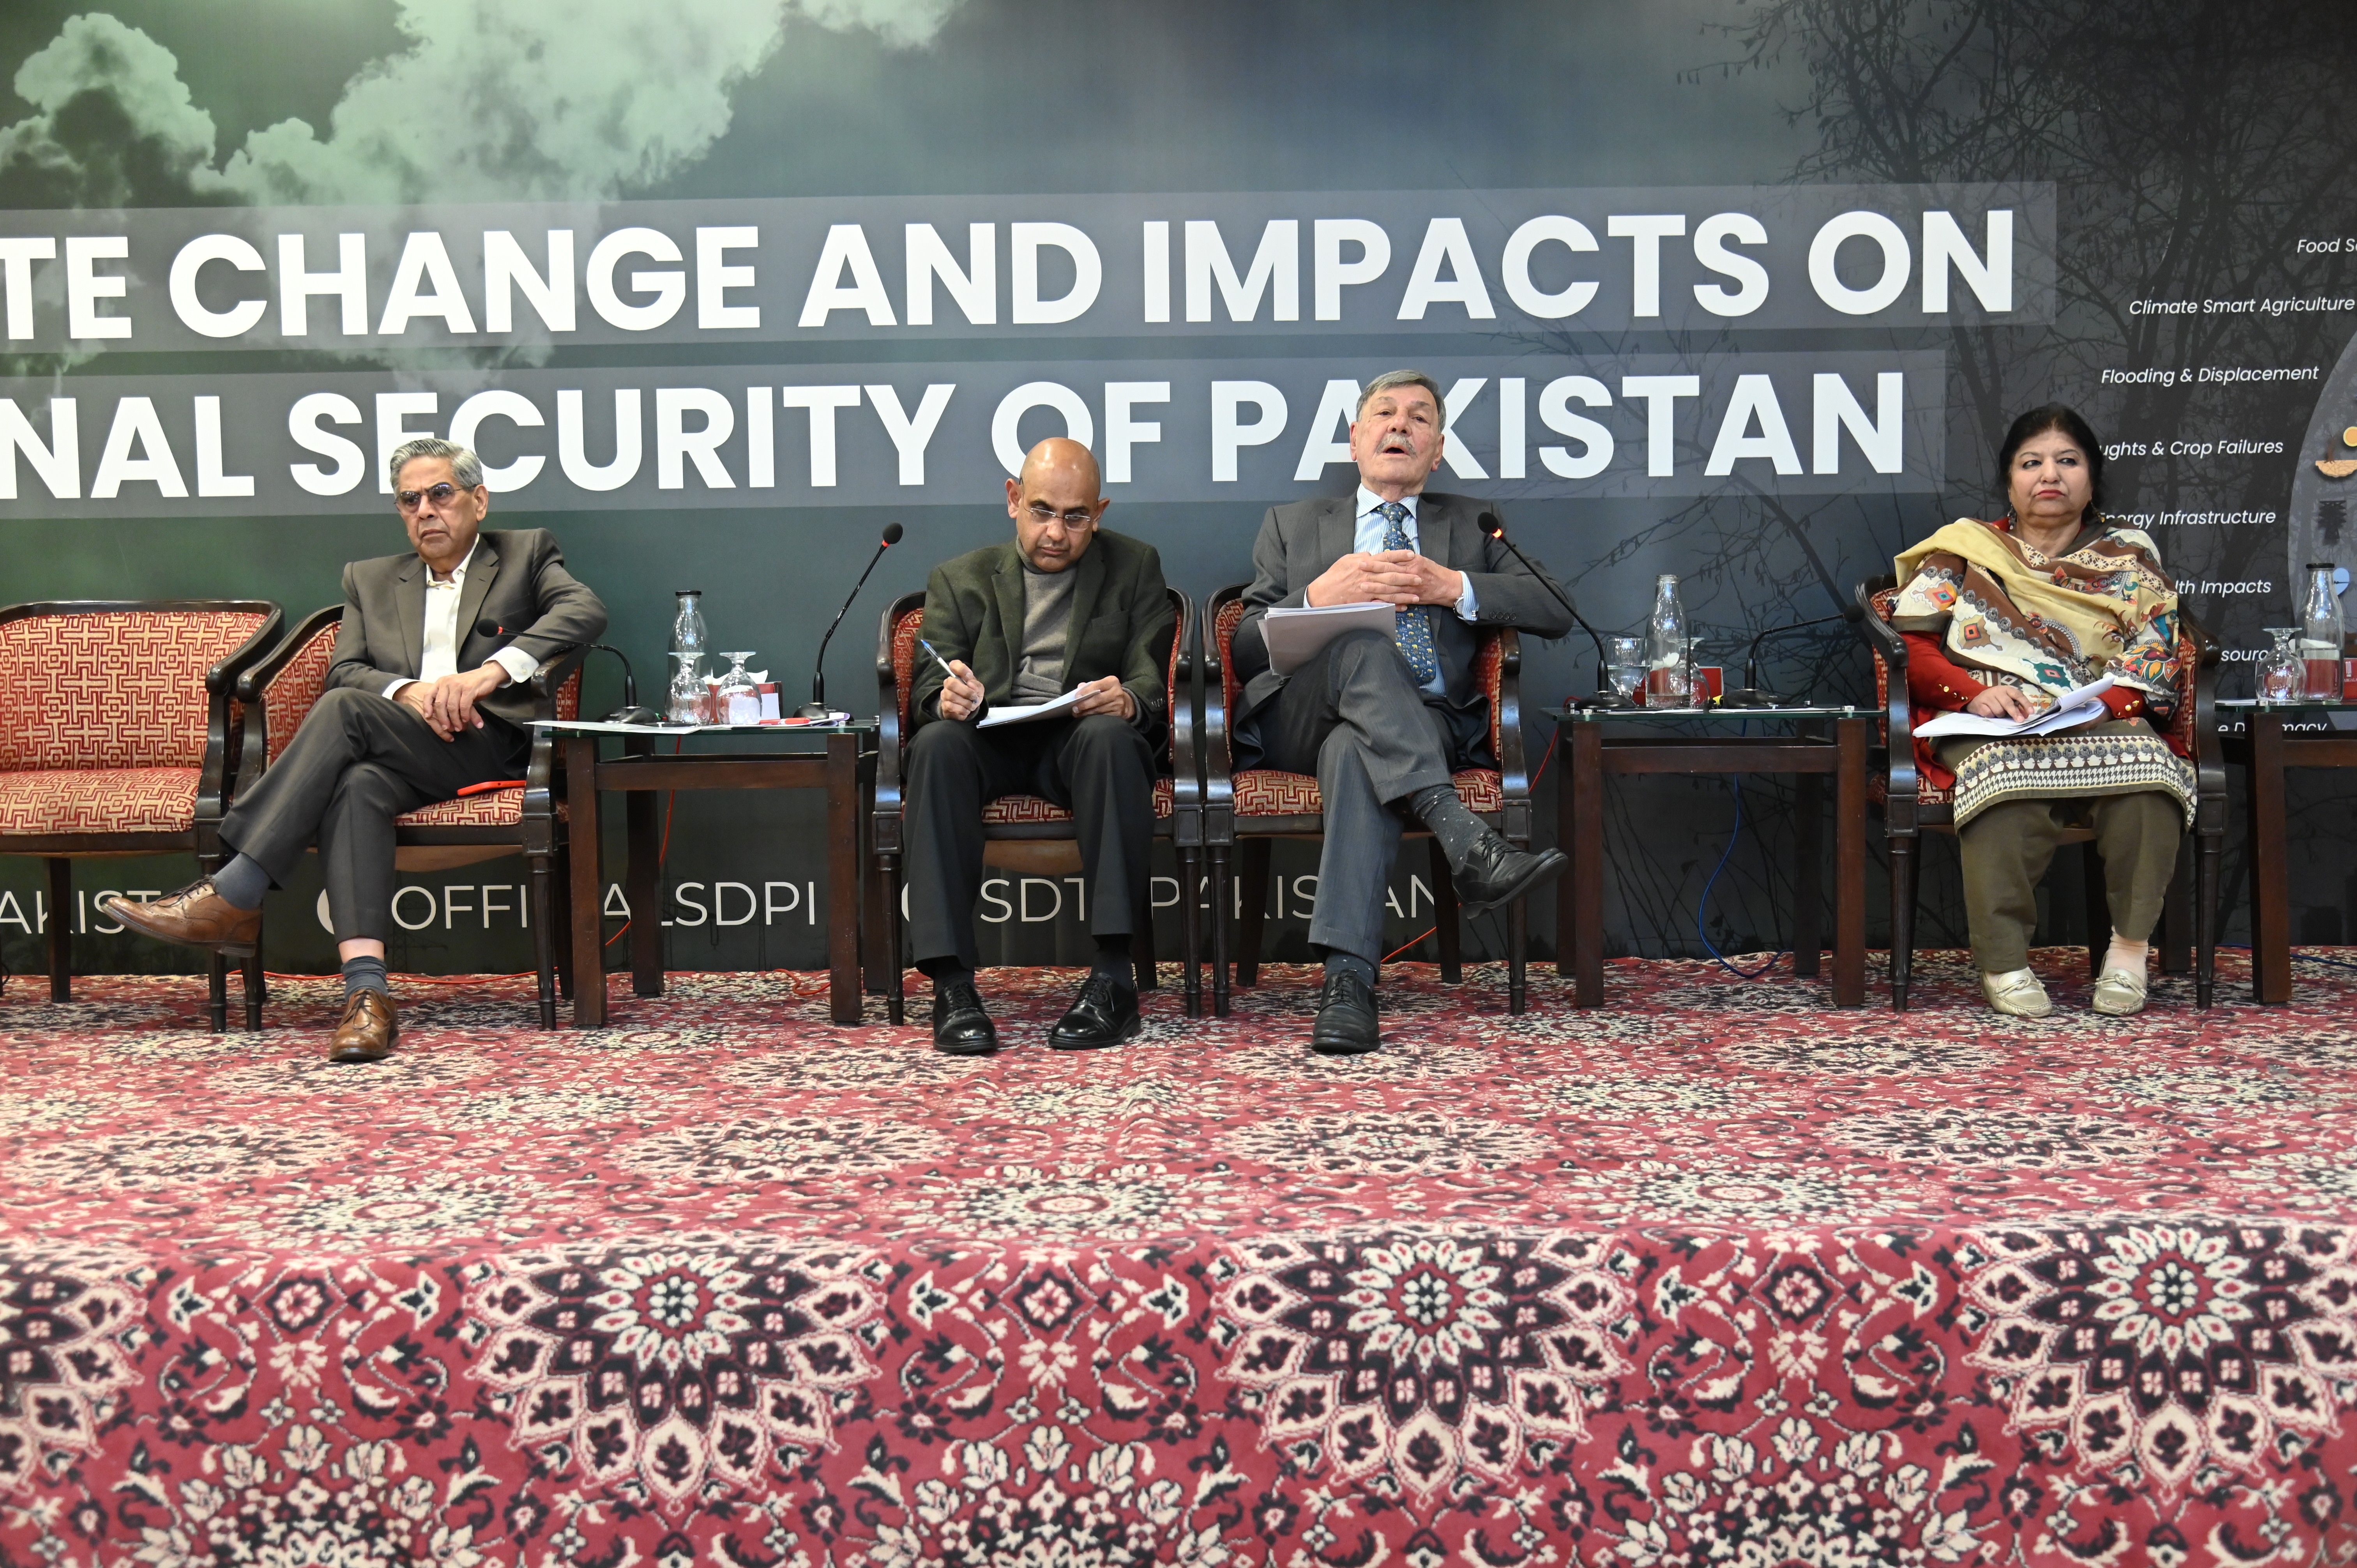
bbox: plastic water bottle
[1645,574,1691,706]
[668,590,710,722]
[2300,563,2345,700]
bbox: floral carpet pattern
[4,950,2357,1567]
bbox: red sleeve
[1903,631,1989,713]
[2099,685,2148,721]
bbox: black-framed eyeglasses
[1025,502,1097,527]
[397,482,472,513]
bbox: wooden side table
[2219,700,2357,1003]
[549,723,877,1026]
[1549,706,1870,1008]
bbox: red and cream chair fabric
[0,599,282,1028]
[1855,576,2223,1012]
[233,605,585,1028]
[1192,586,1536,1017]
[871,587,1203,1022]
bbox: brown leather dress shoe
[100,879,260,956]
[327,989,399,1063]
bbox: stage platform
[4,952,2355,1566]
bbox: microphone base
[1717,688,1791,710]
[796,701,837,720]
[1569,691,1636,711]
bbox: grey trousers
[221,686,528,942]
[1954,791,2183,973]
[902,713,1157,970]
[1251,628,1459,966]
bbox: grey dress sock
[339,955,389,997]
[1320,949,1376,989]
[211,853,271,911]
[1091,935,1132,980]
[1405,783,1486,872]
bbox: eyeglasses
[1024,502,1098,528]
[396,483,474,513]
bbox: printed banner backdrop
[0,0,2351,979]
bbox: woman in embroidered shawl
[1892,404,2195,1019]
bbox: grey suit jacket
[1231,492,1574,761]
[326,528,609,727]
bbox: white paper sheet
[976,687,1089,728]
[1260,601,1400,676]
[1913,675,2116,738]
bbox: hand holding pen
[921,637,987,722]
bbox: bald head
[1005,436,1110,572]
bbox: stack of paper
[1913,676,2115,738]
[1260,601,1400,676]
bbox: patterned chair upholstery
[233,605,585,1028]
[1855,575,2223,1011]
[872,588,1202,1021]
[0,600,282,1028]
[1192,586,1535,1017]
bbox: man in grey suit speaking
[104,438,606,1063]
[1232,370,1573,1054]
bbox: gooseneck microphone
[1476,512,1631,711]
[803,522,904,719]
[477,619,648,721]
[1719,604,1867,709]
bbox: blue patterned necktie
[1375,500,1439,685]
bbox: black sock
[1320,949,1376,989]
[211,854,270,911]
[1091,935,1131,980]
[919,955,975,994]
[1406,783,1487,872]
[340,955,389,998]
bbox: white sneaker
[2091,966,2148,1016]
[1981,968,2052,1017]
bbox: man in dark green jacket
[906,437,1175,1055]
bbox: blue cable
[1696,774,1785,979]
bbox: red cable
[606,736,684,947]
[1530,726,1560,788]
[1383,927,1438,963]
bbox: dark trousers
[1250,628,1461,967]
[903,713,1157,970]
[221,686,527,942]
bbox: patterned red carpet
[4,952,2356,1567]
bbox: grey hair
[1355,369,1446,421]
[388,436,484,492]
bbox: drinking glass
[1607,636,1645,703]
[716,652,758,723]
[667,652,706,723]
[2257,628,2302,705]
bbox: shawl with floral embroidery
[1892,516,2181,702]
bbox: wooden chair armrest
[1168,599,1203,832]
[208,606,286,696]
[2182,604,2228,810]
[1855,577,1919,809]
[237,604,343,703]
[874,599,909,851]
[1198,590,1242,830]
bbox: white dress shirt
[384,539,539,699]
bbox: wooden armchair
[0,599,282,1029]
[232,605,585,1028]
[1193,587,1535,1016]
[1855,576,2223,1009]
[871,587,1201,1023]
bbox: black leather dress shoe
[1049,973,1140,1050]
[1453,832,1568,918]
[1310,968,1380,1055]
[931,980,999,1056]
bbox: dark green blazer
[911,528,1175,742]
